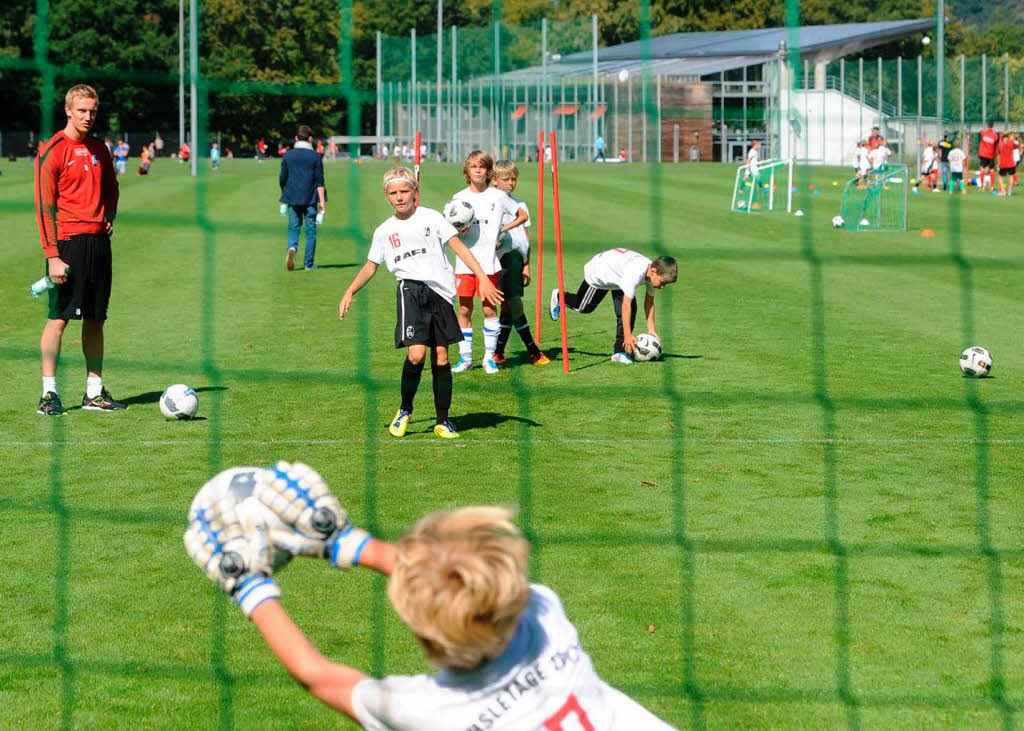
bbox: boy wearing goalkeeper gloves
[551,249,677,363]
[185,461,676,730]
[339,167,501,439]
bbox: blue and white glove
[255,461,372,569]
[184,497,280,617]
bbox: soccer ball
[160,384,198,419]
[443,199,474,229]
[831,215,844,228]
[859,218,871,227]
[633,333,663,362]
[959,346,992,378]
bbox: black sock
[432,363,453,423]
[496,323,513,356]
[514,315,540,354]
[400,358,424,412]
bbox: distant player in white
[550,249,677,363]
[184,461,678,731]
[867,139,890,178]
[491,160,549,365]
[854,141,870,182]
[339,167,500,440]
[919,140,937,191]
[450,150,528,375]
[745,139,760,178]
[948,144,967,194]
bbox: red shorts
[455,273,500,298]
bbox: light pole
[936,0,945,120]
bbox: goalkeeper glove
[255,460,372,569]
[184,497,280,617]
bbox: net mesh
[1,1,1020,729]
[838,163,909,231]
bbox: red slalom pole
[413,130,422,204]
[549,131,570,373]
[534,130,545,342]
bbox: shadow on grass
[314,262,359,269]
[560,347,701,372]
[120,385,228,407]
[454,412,542,432]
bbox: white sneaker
[549,289,561,321]
[610,352,633,364]
[451,358,472,373]
[483,357,499,374]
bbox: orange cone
[921,229,935,237]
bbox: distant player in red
[34,84,124,416]
[978,123,998,191]
[997,131,1017,196]
[867,126,882,150]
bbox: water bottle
[29,267,70,298]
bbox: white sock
[483,317,500,356]
[43,377,57,397]
[458,330,473,362]
[86,376,103,399]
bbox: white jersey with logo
[583,248,654,300]
[949,148,966,174]
[368,206,460,303]
[452,186,521,275]
[351,584,676,731]
[745,146,759,176]
[497,197,530,259]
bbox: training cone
[921,228,935,237]
[793,209,804,216]
[791,186,798,193]
[910,178,917,185]
[832,181,838,186]
[751,202,761,210]
[808,184,816,190]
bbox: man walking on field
[34,84,125,415]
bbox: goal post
[838,163,909,232]
[730,158,793,214]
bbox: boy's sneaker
[388,409,411,437]
[433,420,460,439]
[528,351,551,365]
[492,352,507,365]
[549,289,561,321]
[286,247,297,271]
[81,388,127,411]
[610,352,633,364]
[482,357,500,374]
[451,358,472,373]
[37,392,67,416]
[304,264,319,271]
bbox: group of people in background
[915,123,1021,196]
[378,141,426,162]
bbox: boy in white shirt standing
[450,151,528,374]
[550,249,677,363]
[948,143,967,195]
[339,167,500,439]
[491,160,549,366]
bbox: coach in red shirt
[34,84,125,415]
[978,123,999,190]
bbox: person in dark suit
[280,124,326,271]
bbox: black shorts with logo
[47,234,112,321]
[395,279,463,348]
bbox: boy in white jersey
[492,160,549,365]
[867,139,890,178]
[184,460,677,731]
[854,141,870,183]
[450,150,528,374]
[339,167,500,439]
[948,144,967,194]
[918,140,937,191]
[551,249,677,364]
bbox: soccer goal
[730,158,793,214]
[837,164,909,232]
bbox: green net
[838,164,909,231]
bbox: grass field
[1,153,1022,729]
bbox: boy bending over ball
[450,150,528,374]
[551,249,677,363]
[492,160,548,365]
[184,461,677,730]
[339,167,501,439]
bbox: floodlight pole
[592,14,598,143]
[189,0,198,178]
[936,0,944,120]
[436,0,442,159]
[178,0,184,153]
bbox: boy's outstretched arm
[339,261,379,320]
[449,236,503,306]
[250,600,369,719]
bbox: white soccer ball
[160,384,198,420]
[633,333,663,362]
[959,346,992,378]
[859,218,871,227]
[831,215,844,228]
[443,199,474,229]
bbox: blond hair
[388,506,530,669]
[382,166,418,191]
[493,160,519,178]
[462,150,494,183]
[65,84,99,108]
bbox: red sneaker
[492,353,507,365]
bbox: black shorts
[395,280,463,349]
[952,172,964,181]
[999,166,1016,176]
[979,156,994,168]
[498,250,525,299]
[47,234,112,321]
